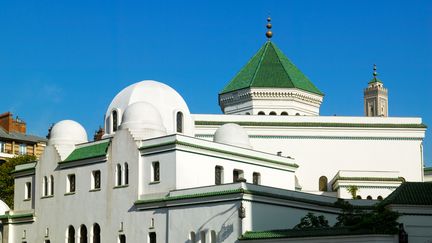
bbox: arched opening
[281,112,288,116]
[295,113,300,116]
[112,110,118,132]
[215,166,223,185]
[80,225,87,243]
[116,164,122,186]
[318,176,328,191]
[176,111,183,133]
[269,111,277,115]
[149,232,156,243]
[245,112,250,115]
[356,195,362,199]
[124,163,129,185]
[50,175,54,195]
[257,111,265,115]
[43,176,48,196]
[210,230,216,243]
[253,172,261,185]
[119,234,126,243]
[67,225,75,243]
[189,232,196,242]
[92,223,100,243]
[377,195,383,200]
[367,195,372,200]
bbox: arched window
[356,195,362,199]
[269,111,277,115]
[124,163,129,185]
[281,112,288,116]
[149,232,156,243]
[210,231,216,243]
[116,164,122,186]
[67,225,75,243]
[93,223,100,243]
[80,225,87,243]
[258,111,265,115]
[43,176,48,196]
[112,110,118,132]
[189,232,196,243]
[215,166,223,185]
[119,234,126,243]
[367,195,372,200]
[253,172,261,185]
[176,112,184,133]
[50,175,54,195]
[245,112,250,115]
[200,231,206,243]
[319,176,328,191]
[295,113,300,116]
[377,195,383,200]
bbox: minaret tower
[364,64,388,117]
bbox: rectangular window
[149,232,156,243]
[119,234,126,243]
[0,141,5,153]
[152,162,160,182]
[19,144,27,155]
[25,182,31,199]
[215,166,223,185]
[92,170,101,189]
[233,170,243,183]
[253,172,261,185]
[67,174,76,193]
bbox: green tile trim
[196,134,423,141]
[195,121,427,129]
[239,227,393,240]
[11,162,37,174]
[381,182,432,206]
[424,167,432,172]
[0,212,34,220]
[61,140,110,163]
[139,140,298,169]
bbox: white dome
[0,199,9,215]
[104,80,194,137]
[213,123,252,149]
[48,120,88,145]
[120,102,167,139]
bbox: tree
[0,155,36,207]
[294,213,330,229]
[347,185,359,199]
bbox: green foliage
[0,155,36,207]
[346,185,359,199]
[294,213,330,230]
[334,199,400,234]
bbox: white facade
[0,73,429,243]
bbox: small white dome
[104,80,194,137]
[213,123,252,149]
[0,199,9,215]
[48,120,88,145]
[120,102,167,139]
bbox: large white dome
[213,123,252,149]
[48,120,88,145]
[120,102,167,139]
[104,80,194,137]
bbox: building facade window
[80,225,87,243]
[119,234,126,243]
[43,176,48,196]
[124,163,129,185]
[93,223,101,243]
[281,112,288,115]
[377,195,383,200]
[0,141,5,153]
[189,232,196,243]
[25,182,31,199]
[176,112,183,133]
[19,144,27,155]
[50,175,54,195]
[269,111,277,115]
[252,172,261,185]
[67,226,75,243]
[319,176,328,191]
[210,231,216,243]
[112,110,118,132]
[258,111,265,115]
[200,231,206,243]
[67,174,76,193]
[367,195,372,200]
[92,170,101,189]
[152,162,160,182]
[215,166,223,185]
[149,232,156,243]
[116,164,122,186]
[233,170,243,182]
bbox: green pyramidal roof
[220,41,323,95]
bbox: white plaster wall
[141,152,177,196]
[13,176,33,211]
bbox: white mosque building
[1,20,431,243]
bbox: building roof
[240,227,392,240]
[220,41,323,95]
[424,167,432,173]
[0,126,47,143]
[381,182,432,206]
[62,140,110,163]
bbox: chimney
[93,127,105,141]
[0,112,26,133]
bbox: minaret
[364,64,388,117]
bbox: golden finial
[266,17,273,40]
[373,64,378,78]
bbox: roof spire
[266,16,273,40]
[373,64,378,80]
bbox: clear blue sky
[1,1,431,166]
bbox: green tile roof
[240,227,392,240]
[62,140,110,163]
[220,41,323,95]
[424,167,432,172]
[381,182,432,206]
